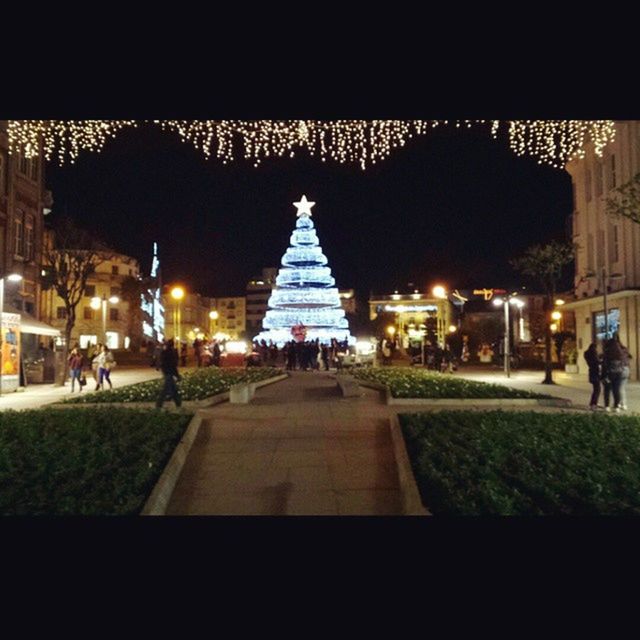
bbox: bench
[335,374,360,398]
[229,382,256,404]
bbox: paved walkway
[167,372,402,515]
[0,367,162,412]
[453,366,640,413]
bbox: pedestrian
[603,338,624,412]
[67,346,85,392]
[100,345,116,390]
[91,343,104,390]
[156,339,182,409]
[615,334,632,410]
[194,338,202,368]
[180,341,188,367]
[321,343,330,371]
[212,340,221,367]
[583,342,601,410]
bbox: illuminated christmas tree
[255,195,353,346]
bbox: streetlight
[432,285,447,299]
[170,286,185,344]
[209,310,219,336]
[91,294,120,346]
[0,273,23,396]
[584,268,624,340]
[493,293,524,378]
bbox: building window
[587,233,594,272]
[57,306,67,319]
[24,301,35,315]
[112,265,119,275]
[85,284,96,297]
[110,286,121,297]
[29,157,39,182]
[105,331,119,349]
[612,225,619,263]
[585,167,592,203]
[14,213,24,257]
[110,308,119,321]
[19,153,28,176]
[79,335,98,349]
[84,307,94,320]
[595,161,603,197]
[24,215,35,261]
[128,268,132,275]
[608,154,617,190]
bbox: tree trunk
[56,316,74,386]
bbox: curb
[388,415,430,516]
[140,411,205,516]
[356,380,570,408]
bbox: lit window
[25,215,35,261]
[79,335,98,349]
[105,331,119,349]
[14,213,24,256]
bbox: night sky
[45,123,574,301]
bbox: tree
[511,241,575,384]
[42,217,113,385]
[606,172,640,224]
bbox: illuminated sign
[383,304,438,313]
[473,288,507,301]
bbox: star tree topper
[293,195,315,217]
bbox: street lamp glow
[510,298,524,308]
[432,285,447,299]
[448,325,457,333]
[386,325,396,336]
[550,323,558,333]
[90,297,101,310]
[551,310,562,321]
[209,310,219,320]
[170,286,185,301]
[555,299,565,306]
[492,297,504,307]
[109,296,119,304]
[7,274,22,282]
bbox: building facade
[563,120,640,379]
[214,296,246,339]
[163,291,216,344]
[41,251,143,350]
[246,267,277,336]
[0,120,51,317]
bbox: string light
[6,120,617,169]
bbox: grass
[353,367,551,399]
[400,411,640,515]
[0,407,193,515]
[63,366,282,404]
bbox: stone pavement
[453,366,640,413]
[0,367,163,412]
[167,371,403,515]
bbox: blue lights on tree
[255,196,353,346]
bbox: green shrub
[400,411,640,515]
[63,367,281,404]
[353,367,551,399]
[0,408,192,515]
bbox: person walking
[321,343,330,371]
[92,343,105,390]
[67,347,85,392]
[156,339,182,409]
[603,338,624,412]
[616,335,632,410]
[100,345,115,390]
[583,342,601,410]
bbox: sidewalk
[0,367,161,412]
[452,366,640,412]
[167,371,403,515]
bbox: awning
[4,305,61,337]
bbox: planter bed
[399,410,640,515]
[61,367,285,405]
[0,407,193,515]
[353,368,565,406]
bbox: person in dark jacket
[583,342,601,410]
[155,339,182,409]
[68,347,84,393]
[603,338,624,412]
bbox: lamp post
[0,273,23,395]
[493,293,524,378]
[91,294,120,346]
[209,310,219,337]
[170,286,185,345]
